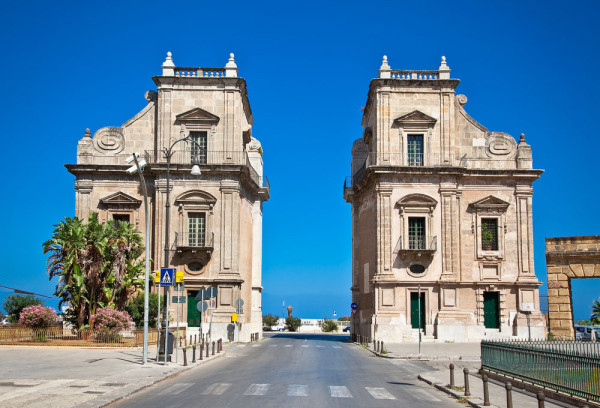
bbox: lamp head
[191,157,201,176]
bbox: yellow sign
[232,313,238,322]
[176,271,184,283]
[154,271,160,284]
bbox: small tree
[321,318,338,332]
[591,298,600,325]
[3,294,44,323]
[481,224,494,250]
[285,316,301,332]
[126,292,161,328]
[19,305,57,342]
[262,313,279,329]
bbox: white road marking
[161,383,194,395]
[243,384,270,396]
[284,344,293,347]
[301,345,310,348]
[329,385,352,398]
[316,345,324,348]
[252,344,260,347]
[332,346,342,349]
[365,387,396,400]
[288,384,308,396]
[410,388,441,402]
[201,383,232,395]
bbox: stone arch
[545,235,600,339]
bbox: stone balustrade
[389,70,439,80]
[174,67,226,78]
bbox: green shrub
[262,313,279,329]
[285,317,301,332]
[321,319,339,332]
[3,294,44,323]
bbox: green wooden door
[187,291,201,327]
[483,292,500,329]
[410,292,426,329]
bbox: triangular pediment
[99,191,142,206]
[175,108,220,124]
[397,194,437,209]
[394,110,437,127]
[469,195,510,211]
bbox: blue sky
[0,1,598,321]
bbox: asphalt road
[112,333,459,408]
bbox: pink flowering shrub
[91,308,132,332]
[19,305,57,329]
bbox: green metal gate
[187,291,201,327]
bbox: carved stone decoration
[93,127,125,154]
[456,94,468,106]
[351,138,368,156]
[144,90,157,102]
[485,132,517,158]
[248,137,263,155]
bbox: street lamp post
[158,132,201,362]
[125,153,149,364]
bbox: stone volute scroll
[485,132,517,159]
[92,127,125,154]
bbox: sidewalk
[360,341,578,408]
[0,343,229,408]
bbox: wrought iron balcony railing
[174,231,215,252]
[394,236,437,253]
[144,150,247,165]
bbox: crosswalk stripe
[301,345,310,348]
[329,385,352,398]
[284,344,293,347]
[410,388,441,402]
[332,346,342,349]
[201,383,232,395]
[160,383,194,395]
[244,384,270,396]
[365,387,396,400]
[288,384,308,396]
[316,345,324,348]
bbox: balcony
[174,232,215,254]
[144,150,247,165]
[394,236,437,258]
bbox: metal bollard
[194,334,197,345]
[449,364,455,388]
[183,347,188,366]
[189,335,192,346]
[192,345,196,363]
[505,382,513,408]
[463,368,471,396]
[212,341,215,355]
[482,373,490,406]
[536,390,545,408]
[381,341,384,353]
[199,344,204,360]
[206,341,209,357]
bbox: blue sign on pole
[160,268,174,286]
[351,302,358,310]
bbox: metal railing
[394,236,437,252]
[481,339,600,403]
[0,326,160,347]
[174,231,215,248]
[145,150,247,165]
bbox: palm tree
[43,212,145,328]
[591,298,600,325]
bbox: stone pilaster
[516,185,535,280]
[74,179,93,219]
[440,183,459,281]
[376,91,390,163]
[220,182,240,274]
[376,186,393,275]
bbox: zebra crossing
[164,382,441,401]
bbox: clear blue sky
[0,1,598,321]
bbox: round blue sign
[351,302,358,310]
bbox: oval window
[409,264,426,274]
[188,262,203,272]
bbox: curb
[418,374,490,408]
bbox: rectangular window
[190,131,207,164]
[407,134,424,167]
[112,214,130,226]
[481,218,498,251]
[408,217,426,249]
[188,213,206,246]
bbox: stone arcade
[67,52,269,341]
[344,56,546,342]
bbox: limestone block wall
[545,235,600,338]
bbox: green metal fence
[481,339,600,403]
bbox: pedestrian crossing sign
[160,268,174,286]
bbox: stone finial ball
[85,128,90,134]
[230,53,234,58]
[167,51,172,57]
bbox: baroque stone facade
[546,236,600,338]
[344,56,545,343]
[67,52,270,341]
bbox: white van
[574,325,599,341]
